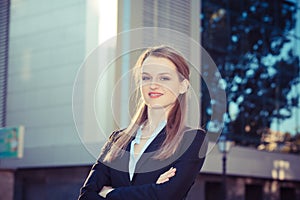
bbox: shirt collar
[133,120,167,145]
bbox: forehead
[141,56,177,73]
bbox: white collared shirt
[129,121,167,181]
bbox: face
[140,56,188,111]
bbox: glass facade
[201,0,300,153]
[0,0,10,127]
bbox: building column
[0,170,14,200]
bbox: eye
[160,76,171,81]
[142,75,151,81]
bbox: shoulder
[178,127,208,159]
[183,127,206,134]
[107,129,126,142]
[99,129,124,158]
[183,127,206,140]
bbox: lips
[148,92,163,98]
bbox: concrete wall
[0,0,102,169]
[203,143,300,181]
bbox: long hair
[102,45,190,162]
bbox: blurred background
[0,0,299,199]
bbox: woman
[78,45,207,200]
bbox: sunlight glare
[98,0,118,45]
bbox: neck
[144,107,169,130]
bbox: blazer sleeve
[78,160,110,200]
[78,130,121,200]
[106,129,208,200]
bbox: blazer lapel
[133,128,166,174]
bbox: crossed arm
[99,167,177,198]
[78,129,207,200]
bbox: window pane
[280,187,296,200]
[205,182,222,200]
[245,184,263,200]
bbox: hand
[99,186,114,198]
[156,167,176,184]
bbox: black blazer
[78,127,207,200]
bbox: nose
[149,80,159,89]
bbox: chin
[147,103,175,111]
[147,104,164,109]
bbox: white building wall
[1,0,99,168]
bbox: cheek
[140,85,148,96]
[164,84,180,96]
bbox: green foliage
[201,0,300,146]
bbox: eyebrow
[141,72,172,75]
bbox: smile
[148,92,163,98]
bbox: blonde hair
[102,45,190,162]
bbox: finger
[162,168,176,176]
[156,171,176,184]
[159,178,169,184]
[157,177,169,184]
[156,167,177,184]
[157,174,170,183]
[164,168,176,177]
[166,172,175,178]
[167,167,176,173]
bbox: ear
[179,79,189,94]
